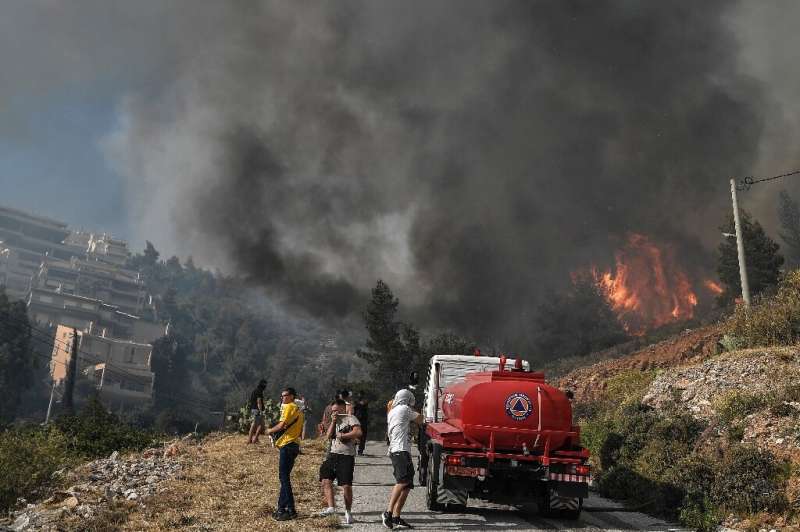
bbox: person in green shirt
[266,387,304,521]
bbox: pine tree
[718,211,784,303]
[533,278,628,360]
[778,190,800,268]
[357,280,420,391]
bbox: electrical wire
[737,169,800,191]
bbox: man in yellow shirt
[266,387,304,521]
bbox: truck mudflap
[548,490,582,512]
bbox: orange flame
[591,233,698,335]
[704,280,723,295]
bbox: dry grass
[117,433,336,531]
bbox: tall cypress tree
[357,280,419,391]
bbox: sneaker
[286,509,298,519]
[275,510,296,521]
[381,511,394,529]
[344,511,353,524]
[393,516,413,529]
[318,507,336,517]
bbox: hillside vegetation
[571,271,800,531]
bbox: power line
[736,169,800,191]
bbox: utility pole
[62,328,79,414]
[730,178,751,307]
[44,379,56,424]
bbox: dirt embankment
[555,324,723,404]
[4,434,332,532]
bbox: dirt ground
[117,433,336,531]
[556,324,722,404]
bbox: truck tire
[426,445,443,511]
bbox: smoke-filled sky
[3,1,800,344]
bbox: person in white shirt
[382,389,423,530]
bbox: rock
[109,450,119,461]
[126,491,139,501]
[63,496,79,509]
[163,443,181,458]
[9,515,29,532]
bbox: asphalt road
[333,441,688,531]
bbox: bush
[54,395,158,458]
[727,270,800,347]
[604,370,657,406]
[714,391,768,426]
[711,445,787,514]
[0,426,75,511]
[770,402,798,417]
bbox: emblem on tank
[504,392,533,421]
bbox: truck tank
[441,369,574,452]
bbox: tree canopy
[717,211,784,303]
[0,289,35,425]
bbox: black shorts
[390,451,414,488]
[319,453,355,486]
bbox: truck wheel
[562,498,583,520]
[426,446,443,511]
[540,487,582,519]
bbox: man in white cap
[382,389,423,530]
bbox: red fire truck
[418,354,590,518]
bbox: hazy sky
[1,1,797,250]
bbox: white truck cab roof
[423,355,531,422]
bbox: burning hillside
[589,233,719,335]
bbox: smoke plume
[97,1,769,344]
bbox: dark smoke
[105,1,765,345]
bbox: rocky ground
[2,438,194,532]
[556,324,722,403]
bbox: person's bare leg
[321,479,335,508]
[386,483,407,513]
[392,487,411,517]
[342,485,353,511]
[248,422,257,444]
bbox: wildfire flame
[704,280,723,295]
[591,233,699,335]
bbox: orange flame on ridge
[591,233,698,335]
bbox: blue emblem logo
[505,392,533,421]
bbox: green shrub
[770,402,798,417]
[604,370,657,406]
[727,270,800,347]
[0,426,75,511]
[711,445,787,514]
[714,391,768,426]
[55,395,158,458]
[719,334,743,352]
[726,422,745,442]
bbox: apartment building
[51,325,154,408]
[65,231,130,266]
[32,256,153,317]
[28,288,166,344]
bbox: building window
[38,295,53,303]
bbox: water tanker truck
[418,354,590,518]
